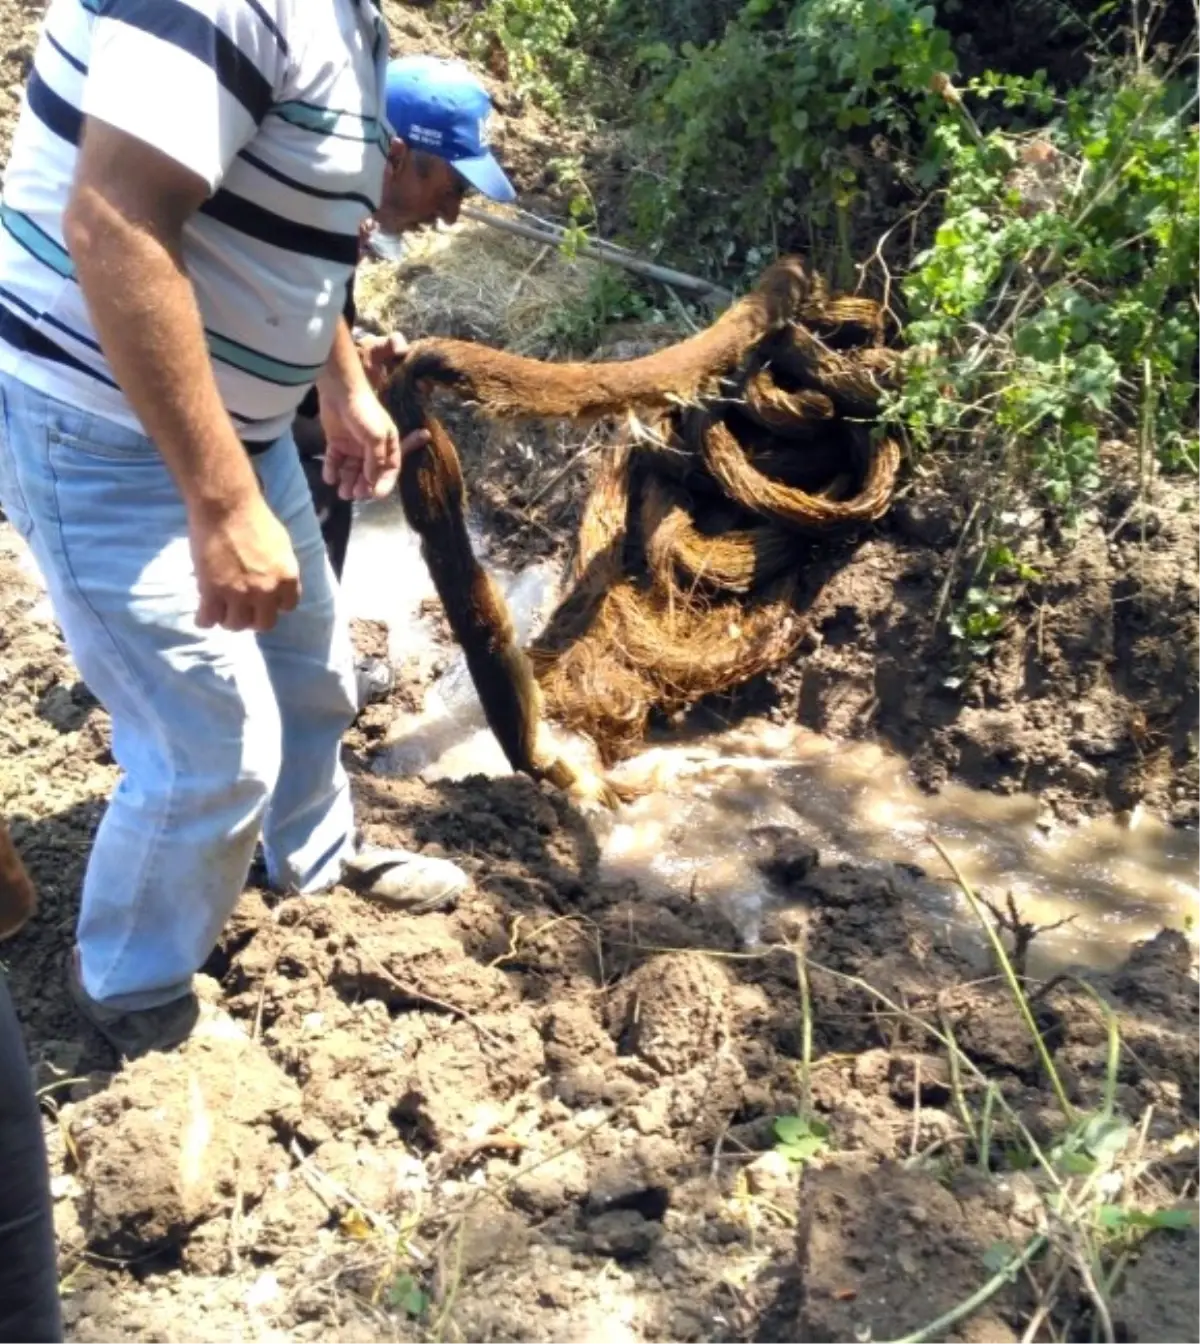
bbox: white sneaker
[342,845,470,912]
[354,657,394,709]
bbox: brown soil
[3,521,1198,1342]
[0,4,1196,1341]
[764,467,1200,826]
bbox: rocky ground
[0,1,1196,1341]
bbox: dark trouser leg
[0,976,63,1344]
[322,496,353,583]
[292,414,394,709]
[294,415,353,582]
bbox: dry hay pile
[386,255,902,799]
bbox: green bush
[626,0,956,274]
[464,0,617,114]
[885,55,1199,514]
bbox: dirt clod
[68,1025,299,1257]
[796,1163,1024,1343]
[608,952,732,1075]
[1110,1225,1200,1344]
[585,1208,662,1261]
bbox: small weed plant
[540,268,666,355]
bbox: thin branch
[887,1235,1049,1344]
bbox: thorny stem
[930,498,983,633]
[792,943,815,1115]
[1020,1259,1069,1344]
[979,1082,999,1172]
[939,1010,979,1147]
[929,834,1077,1123]
[1067,977,1122,1119]
[1071,1238,1117,1344]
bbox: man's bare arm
[63,118,299,633]
[317,314,373,405]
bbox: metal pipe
[460,204,734,305]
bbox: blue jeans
[0,371,357,1010]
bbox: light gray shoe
[342,845,470,913]
[354,657,394,709]
[68,950,199,1061]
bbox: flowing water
[343,501,1199,976]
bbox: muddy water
[598,725,1198,973]
[346,503,1198,976]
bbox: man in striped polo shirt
[297,54,517,586]
[0,1,482,1058]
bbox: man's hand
[319,385,428,501]
[190,494,300,633]
[357,331,408,394]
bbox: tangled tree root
[385,255,902,797]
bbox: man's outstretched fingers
[400,428,431,458]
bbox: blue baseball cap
[385,56,516,204]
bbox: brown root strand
[394,413,605,801]
[387,254,901,791]
[395,257,815,423]
[797,295,885,349]
[701,417,901,533]
[740,372,835,438]
[766,325,902,415]
[640,476,799,595]
[535,578,803,766]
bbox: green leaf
[635,41,673,66]
[1059,1151,1098,1175]
[774,1115,807,1145]
[1098,1205,1132,1229]
[779,1135,826,1162]
[775,1115,828,1144]
[982,1241,1017,1274]
[1083,1114,1132,1162]
[386,1274,429,1319]
[1144,1207,1199,1230]
[1100,1205,1198,1231]
[773,1115,830,1165]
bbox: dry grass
[353,219,604,355]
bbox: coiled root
[384,255,901,799]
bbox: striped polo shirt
[0,0,390,444]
